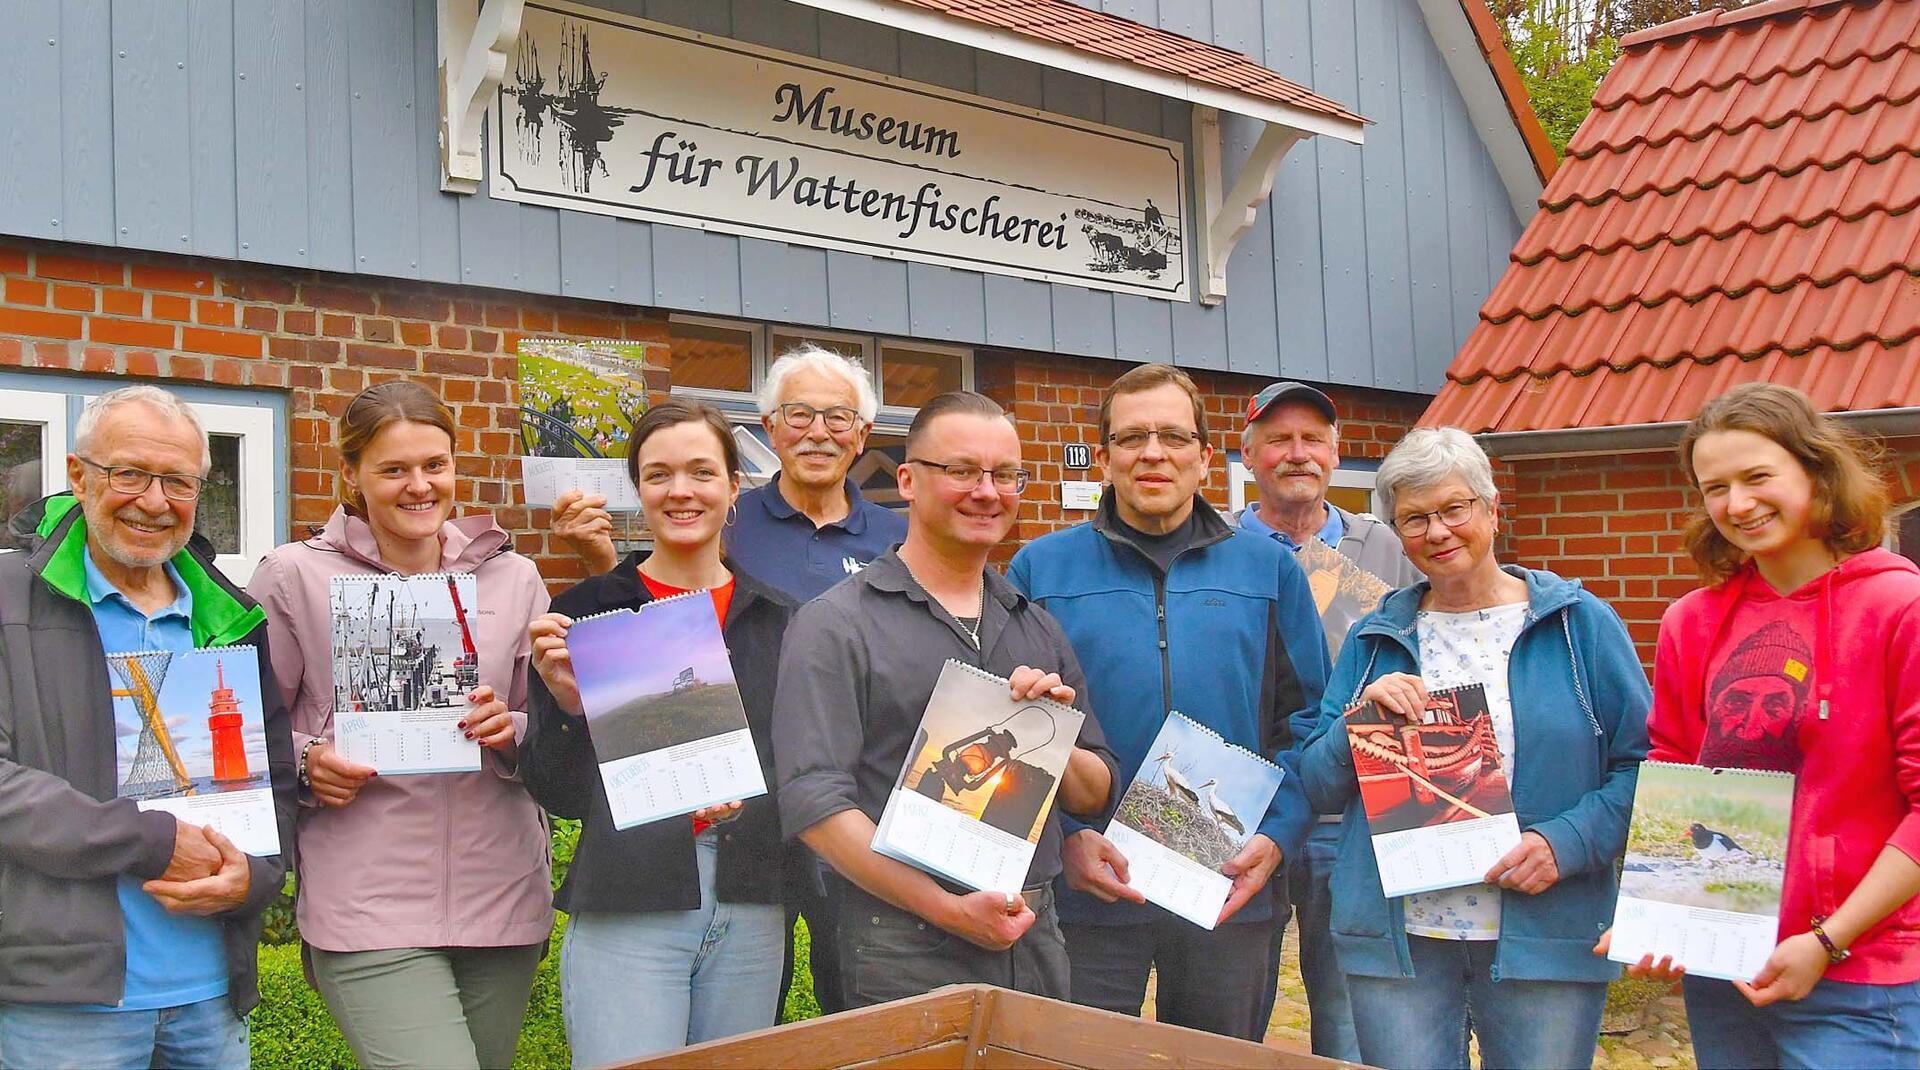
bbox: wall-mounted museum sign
[489,1,1190,302]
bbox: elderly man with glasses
[0,386,295,1069]
[1006,363,1327,1041]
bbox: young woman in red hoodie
[1633,384,1920,1067]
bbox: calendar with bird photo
[1619,762,1792,915]
[1111,712,1283,872]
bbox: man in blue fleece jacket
[1007,363,1328,1041]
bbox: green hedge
[248,819,821,1067]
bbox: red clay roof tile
[1427,1,1920,433]
[885,0,1365,125]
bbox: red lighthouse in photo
[207,660,250,784]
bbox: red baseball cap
[1245,381,1337,427]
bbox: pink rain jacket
[248,507,553,952]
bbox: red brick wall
[0,236,1436,586]
[0,238,672,589]
[976,349,1430,550]
[1501,440,1920,670]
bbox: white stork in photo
[1156,750,1201,807]
[1199,779,1245,838]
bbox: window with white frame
[1227,452,1381,518]
[0,374,286,583]
[668,315,972,505]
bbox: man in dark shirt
[774,391,1120,1008]
[1008,364,1326,1041]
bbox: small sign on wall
[1061,480,1103,511]
[1063,444,1092,470]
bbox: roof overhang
[1414,0,1556,220]
[779,0,1368,144]
[1478,408,1920,461]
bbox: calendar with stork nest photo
[1347,682,1523,897]
[1104,712,1284,929]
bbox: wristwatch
[1810,915,1851,964]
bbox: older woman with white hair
[1296,427,1650,1070]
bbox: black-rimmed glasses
[76,457,205,502]
[1392,497,1480,537]
[776,402,861,433]
[907,459,1031,493]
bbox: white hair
[74,386,211,473]
[1375,427,1497,521]
[757,344,879,424]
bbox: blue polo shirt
[725,477,907,602]
[1240,500,1343,552]
[80,549,228,1011]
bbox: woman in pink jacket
[1630,384,1920,1068]
[248,382,553,1068]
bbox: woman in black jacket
[522,398,796,1067]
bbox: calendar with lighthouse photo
[109,646,281,856]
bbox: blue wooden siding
[0,0,1525,394]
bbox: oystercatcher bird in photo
[1685,823,1749,862]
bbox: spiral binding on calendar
[569,587,715,631]
[1640,759,1794,781]
[331,571,471,588]
[940,658,1083,720]
[1165,710,1281,773]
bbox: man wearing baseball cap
[1236,380,1421,1062]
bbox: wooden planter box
[620,984,1363,1069]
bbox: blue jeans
[561,834,784,1067]
[1684,974,1920,1069]
[1345,935,1607,1070]
[0,996,247,1070]
[1287,822,1361,1061]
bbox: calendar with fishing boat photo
[1347,683,1522,897]
[330,573,486,775]
[873,661,1085,895]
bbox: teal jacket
[1009,497,1329,926]
[1298,566,1650,982]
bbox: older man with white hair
[0,386,295,1069]
[726,344,907,602]
[738,345,907,1015]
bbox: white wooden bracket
[1192,106,1305,307]
[438,0,526,194]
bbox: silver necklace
[905,558,986,647]
[958,575,986,648]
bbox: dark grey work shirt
[773,550,1122,889]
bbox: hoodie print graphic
[1698,617,1810,773]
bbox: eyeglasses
[776,402,861,434]
[1107,428,1203,451]
[907,459,1031,493]
[76,457,205,502]
[1392,498,1480,537]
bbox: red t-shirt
[637,570,736,834]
